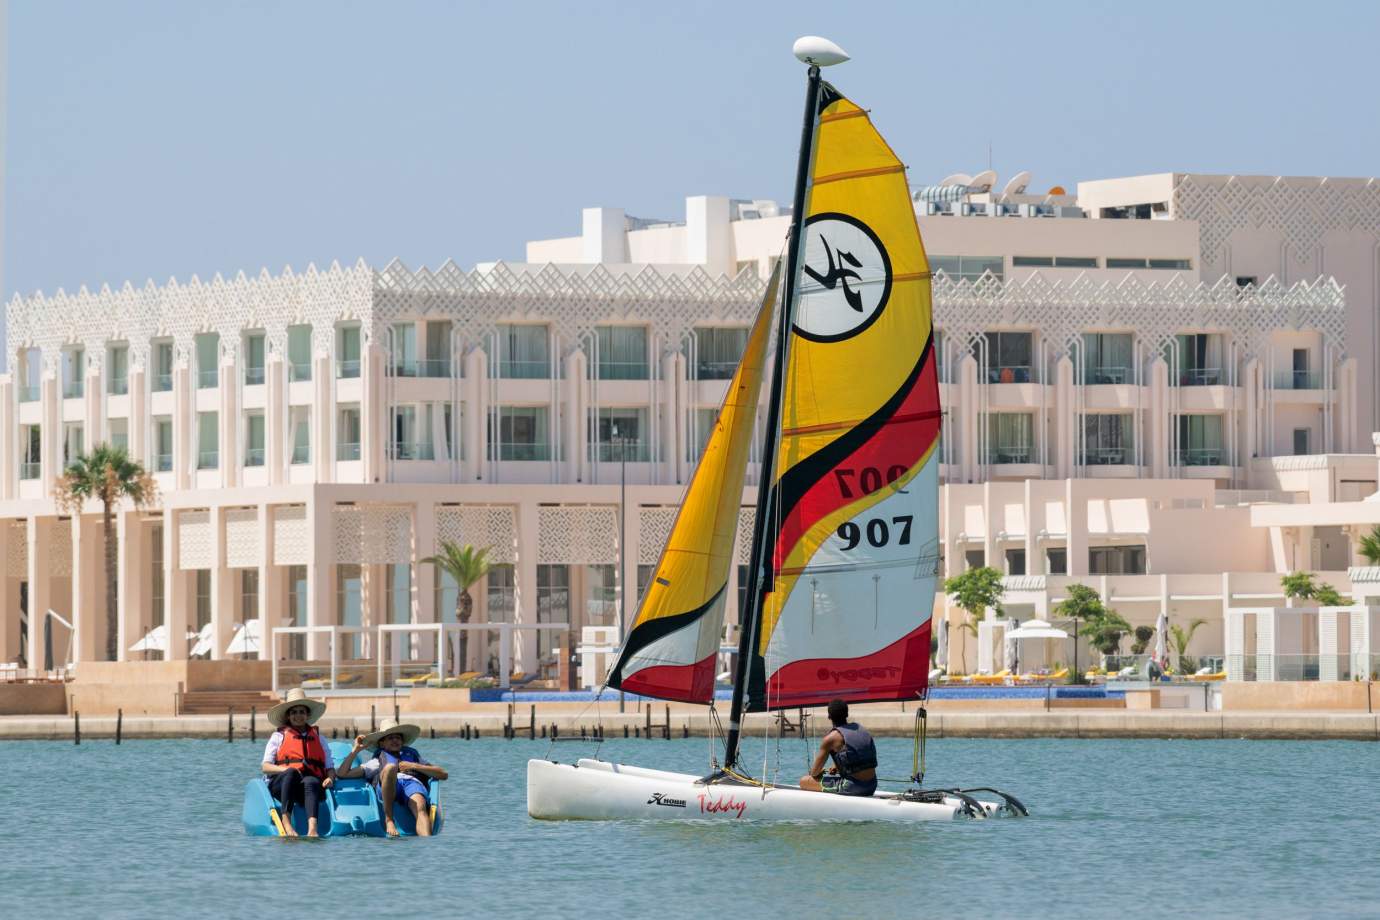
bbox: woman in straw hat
[338,719,448,837]
[261,688,338,837]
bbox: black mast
[722,64,822,771]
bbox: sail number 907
[836,515,913,551]
[833,465,909,498]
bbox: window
[244,412,265,467]
[286,564,308,658]
[19,425,41,480]
[195,570,212,631]
[150,526,165,629]
[590,407,650,462]
[987,413,1033,464]
[930,255,1003,283]
[1082,333,1134,384]
[442,402,456,461]
[1281,348,1318,390]
[391,405,435,460]
[489,566,519,668]
[964,550,985,570]
[1167,334,1224,386]
[108,345,129,395]
[387,564,411,624]
[1177,415,1225,466]
[637,564,656,605]
[290,407,310,465]
[693,327,748,379]
[18,347,40,402]
[490,407,550,461]
[1012,256,1053,267]
[337,326,361,379]
[435,567,459,627]
[1005,549,1026,576]
[1293,428,1311,456]
[109,418,129,451]
[497,324,550,379]
[1045,547,1067,575]
[1149,258,1191,270]
[285,325,311,382]
[1089,545,1146,575]
[1083,414,1134,465]
[1014,256,1097,268]
[62,348,84,398]
[336,564,362,658]
[585,564,618,628]
[240,569,259,623]
[977,331,1034,383]
[195,334,219,389]
[1106,258,1148,270]
[198,412,218,469]
[593,326,649,380]
[244,333,266,385]
[155,418,174,472]
[63,423,84,466]
[153,342,174,392]
[390,323,417,376]
[689,407,717,461]
[336,405,361,461]
[1235,276,1258,289]
[423,321,452,378]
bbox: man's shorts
[379,774,429,804]
[819,775,877,797]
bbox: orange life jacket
[276,726,328,779]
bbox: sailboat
[527,37,1027,822]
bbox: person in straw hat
[261,688,337,837]
[338,719,448,837]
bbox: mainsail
[605,264,781,703]
[741,83,941,712]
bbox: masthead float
[526,37,1028,822]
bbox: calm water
[7,734,1379,919]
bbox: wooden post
[645,706,651,736]
[115,709,123,745]
[664,705,670,740]
[227,707,234,743]
[250,706,257,743]
[624,725,629,738]
[507,704,514,740]
[430,726,436,739]
[74,711,80,745]
[552,723,559,739]
[529,705,536,740]
[683,723,689,738]
[370,705,377,733]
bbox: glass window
[195,334,219,389]
[198,412,218,469]
[590,407,650,462]
[288,325,312,382]
[1089,545,1146,575]
[337,326,361,378]
[154,342,174,392]
[63,423,84,466]
[1167,334,1224,386]
[286,564,308,658]
[986,414,1032,464]
[109,418,129,451]
[244,333,266,385]
[1106,257,1148,270]
[585,564,618,628]
[195,570,212,631]
[977,332,1033,383]
[391,405,434,461]
[490,407,549,461]
[387,564,411,624]
[1054,256,1097,268]
[337,406,361,461]
[290,408,310,465]
[335,564,362,658]
[1149,258,1191,270]
[244,412,265,467]
[19,425,40,479]
[693,327,748,380]
[497,324,550,379]
[689,407,717,462]
[593,326,649,380]
[535,565,568,668]
[1005,549,1026,576]
[1082,333,1134,384]
[150,525,165,629]
[637,564,656,606]
[964,549,985,570]
[1083,413,1135,465]
[155,418,174,472]
[1012,256,1053,267]
[1045,547,1067,575]
[62,349,85,398]
[435,567,459,625]
[1176,415,1225,466]
[240,569,259,622]
[423,322,452,378]
[1293,428,1311,456]
[930,255,1003,283]
[390,323,417,376]
[108,345,129,395]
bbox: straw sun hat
[362,719,421,748]
[268,687,327,726]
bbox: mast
[722,62,823,771]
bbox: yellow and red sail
[743,84,941,711]
[605,265,780,702]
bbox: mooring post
[115,709,123,745]
[529,704,536,740]
[227,707,234,743]
[250,706,257,743]
[430,726,436,739]
[664,705,670,740]
[74,711,80,745]
[370,705,377,733]
[623,725,629,738]
[552,723,558,739]
[683,723,689,739]
[645,706,651,736]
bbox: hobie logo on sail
[817,664,902,684]
[795,212,892,343]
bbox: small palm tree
[54,444,158,662]
[1169,618,1208,673]
[421,541,496,672]
[1280,571,1319,606]
[1359,525,1380,566]
[943,566,1004,673]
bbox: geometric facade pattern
[50,520,72,577]
[177,510,212,570]
[7,521,27,577]
[332,505,412,565]
[536,505,618,565]
[272,505,309,566]
[224,508,260,569]
[637,506,677,565]
[435,505,518,565]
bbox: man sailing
[799,698,878,797]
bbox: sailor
[338,719,449,837]
[261,688,337,837]
[799,698,878,797]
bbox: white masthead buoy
[792,36,849,67]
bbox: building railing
[695,361,739,380]
[153,373,173,392]
[288,362,311,382]
[1083,365,1131,385]
[1175,367,1223,386]
[290,444,310,465]
[197,368,218,389]
[62,381,83,399]
[985,365,1032,384]
[197,450,219,469]
[417,358,451,378]
[391,441,435,461]
[1214,490,1297,506]
[1082,446,1133,465]
[244,448,265,467]
[244,366,266,386]
[590,442,647,463]
[155,452,173,472]
[19,461,40,480]
[497,359,548,379]
[390,359,418,377]
[18,385,39,403]
[336,359,361,379]
[1177,447,1226,466]
[336,442,361,461]
[108,377,129,395]
[1273,370,1322,390]
[498,442,550,462]
[595,361,650,380]
[986,446,1033,465]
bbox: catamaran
[527,37,1027,822]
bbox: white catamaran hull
[528,758,989,822]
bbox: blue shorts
[379,774,428,804]
[820,774,877,797]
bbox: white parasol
[129,624,200,653]
[189,623,215,657]
[1005,619,1069,640]
[936,616,949,671]
[226,619,262,656]
[1154,609,1170,668]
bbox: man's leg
[301,775,324,837]
[799,775,823,792]
[379,763,400,836]
[408,792,432,836]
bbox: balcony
[18,386,38,403]
[1178,447,1226,467]
[985,365,1033,384]
[389,360,418,377]
[288,363,311,383]
[1274,370,1322,390]
[418,359,451,378]
[63,381,84,399]
[498,443,550,462]
[19,462,40,480]
[336,442,361,461]
[244,448,265,467]
[155,453,173,472]
[108,377,129,396]
[1083,366,1132,385]
[391,442,435,461]
[197,369,218,389]
[244,367,266,386]
[336,359,361,379]
[595,361,650,381]
[153,373,173,393]
[498,360,548,379]
[198,450,219,470]
[291,444,310,465]
[985,446,1033,465]
[1082,447,1134,466]
[695,361,738,381]
[1175,368,1223,387]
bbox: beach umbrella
[129,625,200,653]
[189,623,215,657]
[1004,618,1020,673]
[936,616,949,671]
[1005,619,1069,640]
[1155,609,1169,669]
[226,619,262,656]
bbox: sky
[4,0,1379,305]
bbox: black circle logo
[793,212,892,342]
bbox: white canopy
[1154,610,1169,667]
[226,619,262,656]
[1006,619,1069,640]
[128,624,200,653]
[189,623,215,657]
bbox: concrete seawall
[4,708,1378,742]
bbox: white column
[1065,480,1087,577]
[305,498,331,660]
[116,509,141,662]
[515,500,539,674]
[1054,355,1073,479]
[266,356,285,487]
[26,518,52,670]
[163,508,188,661]
[1148,357,1169,478]
[463,348,484,482]
[40,375,58,490]
[219,357,239,489]
[958,354,978,484]
[566,350,587,483]
[70,513,102,663]
[128,367,148,469]
[256,504,277,662]
[659,351,680,486]
[210,506,234,660]
[313,352,332,481]
[173,363,192,491]
[361,344,385,483]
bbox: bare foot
[384,819,399,838]
[280,815,299,838]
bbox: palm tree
[1359,525,1380,566]
[54,444,158,662]
[1169,618,1208,673]
[420,541,496,673]
[942,566,1004,674]
[1280,571,1319,606]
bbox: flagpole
[721,61,823,772]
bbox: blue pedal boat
[243,741,443,837]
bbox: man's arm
[399,758,448,781]
[335,735,369,779]
[807,730,842,781]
